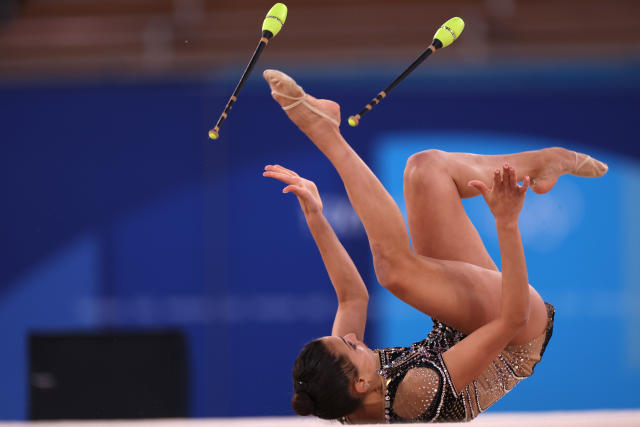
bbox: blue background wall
[1,63,639,418]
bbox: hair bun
[292,390,315,416]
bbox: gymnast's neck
[346,378,385,423]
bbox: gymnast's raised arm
[442,164,532,392]
[263,164,369,340]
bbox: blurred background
[0,0,639,421]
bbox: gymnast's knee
[371,244,406,291]
[404,149,447,185]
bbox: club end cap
[433,17,465,48]
[348,116,359,127]
[262,3,288,37]
[208,130,219,140]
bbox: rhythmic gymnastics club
[347,17,465,127]
[208,3,288,140]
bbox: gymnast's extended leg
[263,70,516,335]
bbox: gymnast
[261,70,608,423]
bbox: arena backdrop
[1,63,639,419]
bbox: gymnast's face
[323,333,378,382]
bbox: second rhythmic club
[348,17,465,127]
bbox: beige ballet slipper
[572,151,609,177]
[263,69,340,128]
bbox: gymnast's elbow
[336,293,369,315]
[337,287,369,305]
[502,311,529,331]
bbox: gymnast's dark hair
[291,338,362,419]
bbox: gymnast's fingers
[283,184,308,197]
[264,164,286,173]
[493,168,502,190]
[502,163,511,189]
[270,164,299,177]
[282,184,298,194]
[263,170,300,186]
[508,166,518,190]
[520,176,531,194]
[468,180,489,197]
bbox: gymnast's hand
[263,164,323,216]
[468,163,530,225]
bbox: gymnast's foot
[263,69,341,137]
[531,147,608,194]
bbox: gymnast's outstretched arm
[441,165,532,392]
[263,164,368,341]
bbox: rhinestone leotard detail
[376,320,467,422]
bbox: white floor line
[1,410,639,427]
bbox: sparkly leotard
[341,303,554,424]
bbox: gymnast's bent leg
[403,148,607,269]
[402,148,606,342]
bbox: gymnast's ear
[353,377,370,394]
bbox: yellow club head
[208,129,219,140]
[348,116,359,127]
[262,3,288,37]
[433,17,465,48]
